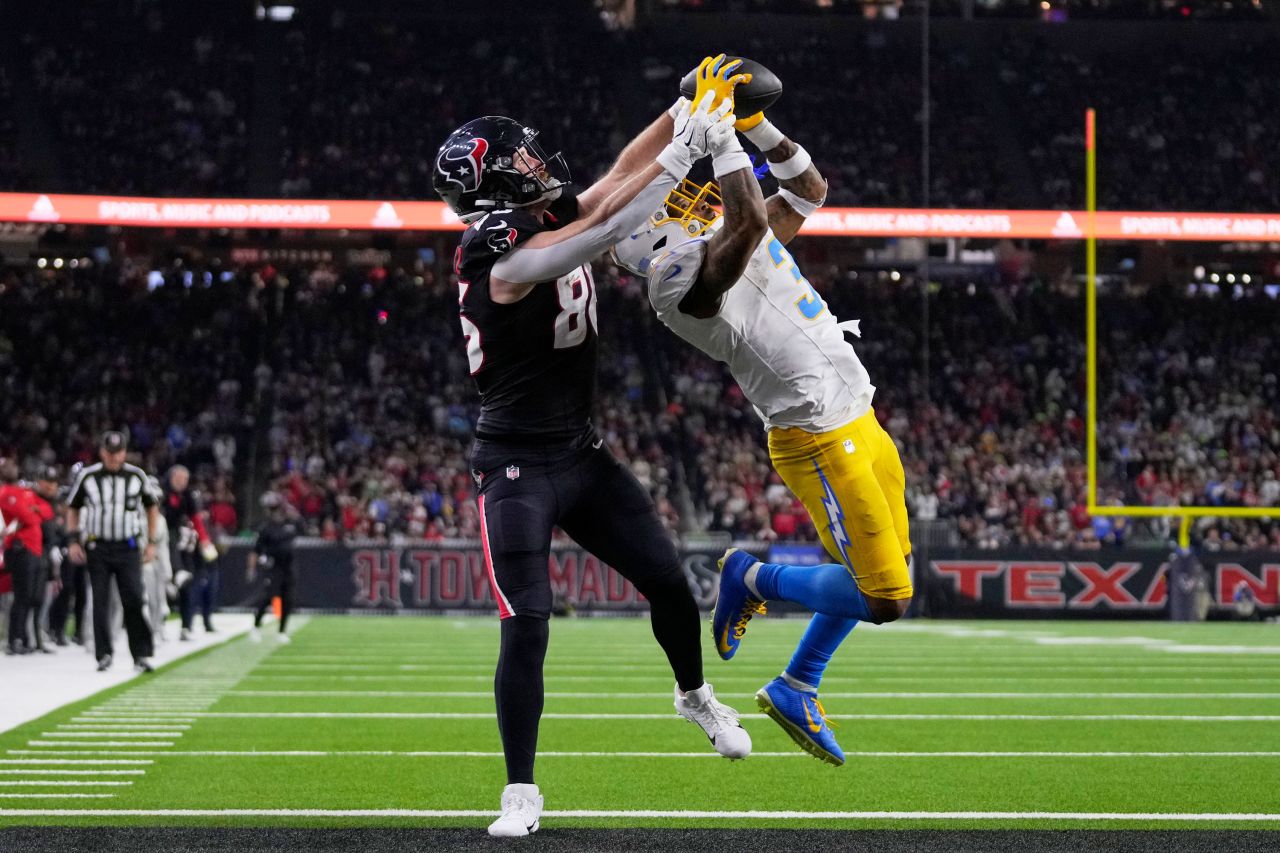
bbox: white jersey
[646,229,874,432]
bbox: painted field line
[0,780,132,787]
[249,660,1280,666]
[0,794,116,800]
[0,759,152,765]
[83,711,1280,722]
[221,690,1280,700]
[58,724,192,730]
[12,750,1270,759]
[27,741,175,748]
[233,674,1280,684]
[1,807,1278,821]
[72,718,196,724]
[40,732,185,738]
[0,770,145,775]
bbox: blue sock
[752,561,874,622]
[785,613,857,690]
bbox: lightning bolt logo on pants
[813,459,853,571]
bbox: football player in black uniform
[246,492,298,643]
[434,62,753,838]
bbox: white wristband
[713,150,753,178]
[656,143,692,180]
[778,186,824,218]
[769,145,812,180]
[741,117,784,152]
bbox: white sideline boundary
[0,807,1278,821]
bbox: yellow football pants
[768,408,913,601]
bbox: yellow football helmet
[611,178,722,275]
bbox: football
[679,56,783,118]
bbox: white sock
[505,782,540,798]
[781,671,818,694]
[743,562,765,599]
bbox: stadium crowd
[3,2,1276,211]
[2,260,1277,552]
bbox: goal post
[1082,108,1276,550]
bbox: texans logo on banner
[436,138,488,191]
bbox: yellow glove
[693,54,752,113]
[735,112,766,133]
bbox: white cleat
[487,783,542,837]
[248,628,262,643]
[275,632,291,644]
[675,682,752,759]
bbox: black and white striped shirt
[68,463,159,542]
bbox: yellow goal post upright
[1082,108,1276,550]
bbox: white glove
[200,541,218,563]
[657,92,734,178]
[707,108,751,178]
[173,569,193,590]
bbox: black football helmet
[433,116,570,222]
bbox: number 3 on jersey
[767,237,824,320]
[553,266,598,349]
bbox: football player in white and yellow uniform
[612,108,912,767]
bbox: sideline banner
[217,541,758,614]
[925,549,1278,618]
[7,191,1280,241]
[215,541,1277,618]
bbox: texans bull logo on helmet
[436,137,489,192]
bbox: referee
[67,431,161,672]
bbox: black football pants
[87,540,154,663]
[254,560,296,632]
[472,429,704,784]
[5,545,38,649]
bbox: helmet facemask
[611,178,723,275]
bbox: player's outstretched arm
[576,112,675,218]
[578,56,750,217]
[491,95,730,296]
[737,114,827,245]
[677,129,768,319]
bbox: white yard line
[221,690,1280,700]
[0,793,116,799]
[56,722,190,727]
[0,759,153,765]
[25,737,176,742]
[70,718,196,724]
[0,770,146,775]
[40,732,185,738]
[8,749,1279,759]
[0,780,133,786]
[250,663,1278,671]
[0,807,1276,821]
[233,673,1280,683]
[53,711,1279,722]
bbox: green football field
[2,615,1279,831]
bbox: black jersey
[254,519,298,565]
[455,190,599,442]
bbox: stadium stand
[2,261,1276,549]
[0,2,1273,211]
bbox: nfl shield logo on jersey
[506,465,520,480]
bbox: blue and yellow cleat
[756,676,845,767]
[712,548,766,660]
